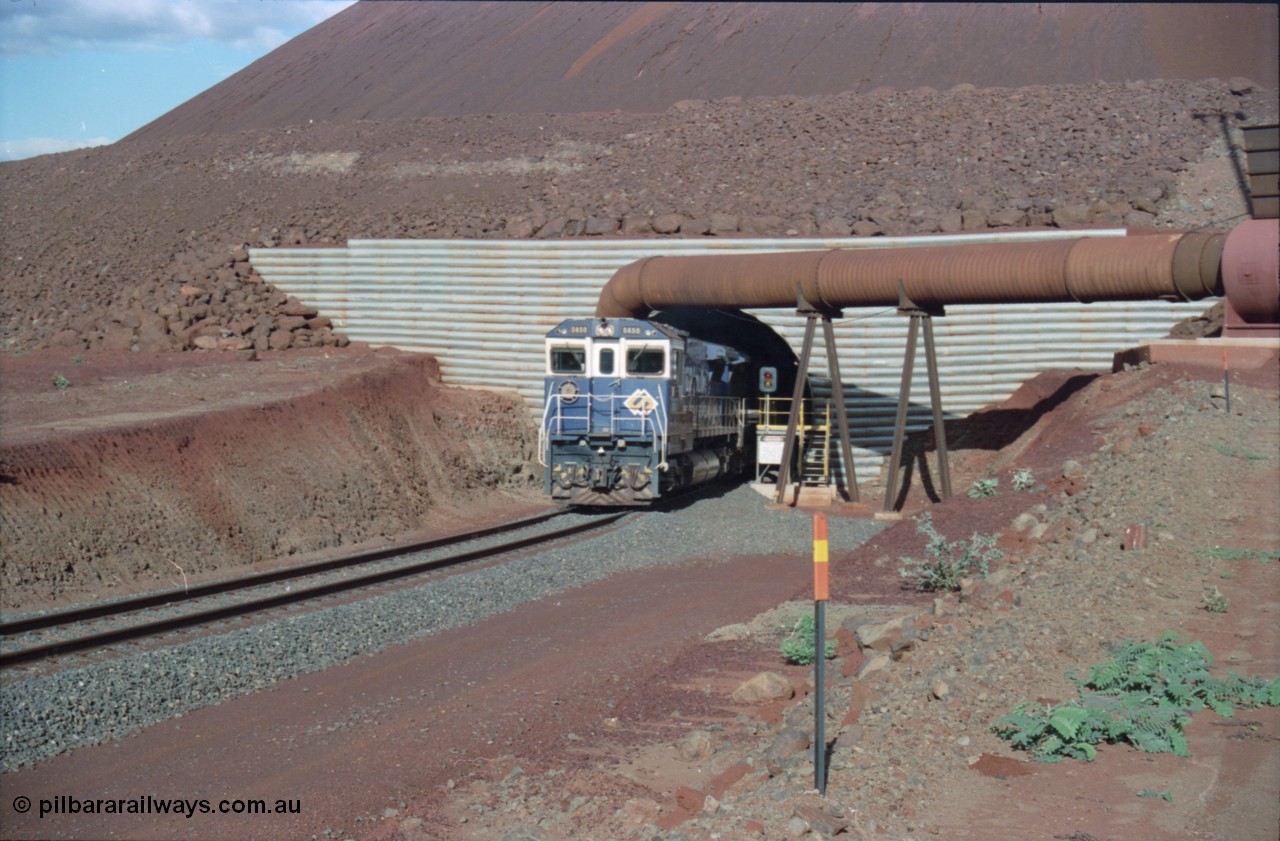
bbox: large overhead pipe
[596,225,1278,320]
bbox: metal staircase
[800,422,832,487]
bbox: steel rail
[1,508,568,637]
[0,511,627,669]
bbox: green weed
[51,374,70,389]
[967,477,999,498]
[780,614,836,666]
[993,633,1280,762]
[1202,587,1229,613]
[899,513,1002,592]
[1209,443,1270,461]
[1200,547,1279,563]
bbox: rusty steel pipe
[595,229,1235,317]
[1221,219,1280,333]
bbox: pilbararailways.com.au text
[13,794,301,820]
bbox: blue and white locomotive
[539,317,755,505]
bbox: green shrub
[967,477,999,498]
[993,633,1280,762]
[1202,587,1229,613]
[1011,468,1035,491]
[52,374,70,389]
[780,614,836,666]
[899,512,1002,592]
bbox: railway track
[0,508,629,670]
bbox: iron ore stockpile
[1,78,1278,353]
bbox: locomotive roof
[546,318,685,340]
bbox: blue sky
[0,0,356,161]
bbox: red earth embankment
[0,347,542,612]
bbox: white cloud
[0,0,356,56]
[0,135,113,161]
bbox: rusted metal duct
[596,229,1231,317]
[1222,218,1280,335]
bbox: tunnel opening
[649,306,805,400]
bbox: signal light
[758,366,777,393]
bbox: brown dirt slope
[0,347,543,612]
[127,2,1278,141]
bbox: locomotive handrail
[651,388,669,468]
[540,391,669,469]
[537,385,557,467]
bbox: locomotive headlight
[597,447,606,455]
[616,439,626,450]
[578,438,588,447]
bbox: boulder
[707,213,740,235]
[279,299,318,318]
[677,729,715,761]
[583,215,619,235]
[619,215,652,235]
[651,213,688,234]
[730,671,795,704]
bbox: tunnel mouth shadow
[888,371,1099,510]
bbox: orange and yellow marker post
[812,512,829,794]
[813,512,829,601]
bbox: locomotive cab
[540,318,750,505]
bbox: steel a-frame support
[773,291,860,506]
[881,289,953,512]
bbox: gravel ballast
[0,486,883,772]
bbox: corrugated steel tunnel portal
[249,221,1277,499]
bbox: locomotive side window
[549,344,586,374]
[597,346,616,376]
[626,346,666,377]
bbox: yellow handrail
[756,396,835,485]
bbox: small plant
[1200,547,1279,563]
[993,633,1280,762]
[51,374,71,389]
[967,477,999,498]
[1202,587,1229,613]
[1011,468,1035,491]
[780,614,836,666]
[1209,443,1270,461]
[1137,789,1173,802]
[899,512,1003,592]
[72,354,84,364]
